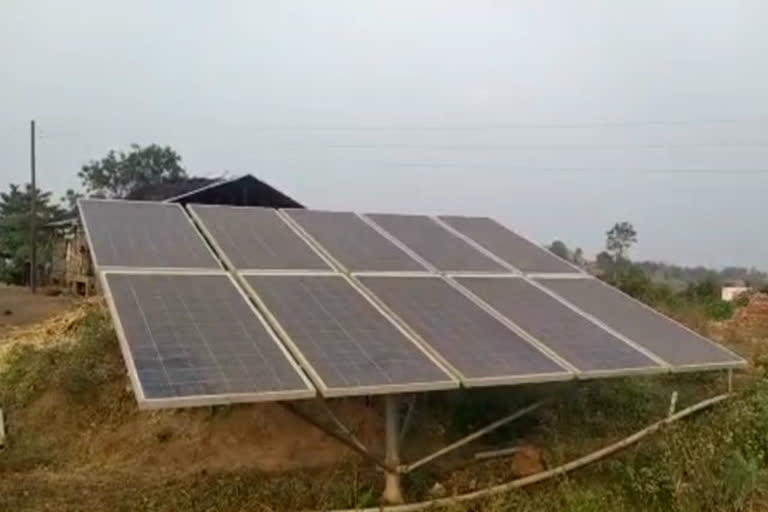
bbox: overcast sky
[2,1,767,269]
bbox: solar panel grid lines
[440,275,581,376]
[356,214,439,273]
[187,204,334,272]
[282,209,429,273]
[429,216,522,274]
[239,272,459,397]
[78,198,222,271]
[438,215,584,275]
[455,276,667,377]
[364,213,509,273]
[356,275,576,387]
[100,271,316,409]
[536,277,747,370]
[521,277,672,370]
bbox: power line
[314,142,768,151]
[248,157,768,174]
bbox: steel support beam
[382,394,404,504]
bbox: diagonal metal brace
[279,401,397,474]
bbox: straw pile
[0,298,104,364]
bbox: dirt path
[0,285,73,339]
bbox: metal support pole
[727,369,733,393]
[382,394,404,505]
[399,394,416,444]
[29,120,37,294]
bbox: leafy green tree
[548,240,570,261]
[78,144,187,198]
[0,184,67,284]
[606,221,637,260]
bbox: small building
[48,174,303,295]
[721,281,752,302]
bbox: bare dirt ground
[0,285,73,339]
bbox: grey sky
[2,1,767,269]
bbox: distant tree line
[547,221,759,321]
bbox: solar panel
[102,272,315,409]
[439,216,580,274]
[283,210,427,272]
[455,277,663,375]
[79,200,220,269]
[536,277,746,369]
[241,274,457,396]
[188,205,331,271]
[366,214,508,273]
[357,276,572,385]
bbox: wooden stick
[317,393,730,512]
[402,401,543,474]
[668,391,678,417]
[0,408,5,448]
[474,446,522,461]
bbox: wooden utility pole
[30,120,37,293]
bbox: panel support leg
[382,394,404,505]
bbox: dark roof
[125,178,221,201]
[166,175,303,208]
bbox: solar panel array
[188,205,331,271]
[455,277,662,375]
[105,273,314,408]
[365,214,507,273]
[357,276,571,385]
[242,274,455,395]
[79,199,746,410]
[79,200,220,269]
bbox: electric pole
[30,120,37,294]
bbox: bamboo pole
[668,391,678,417]
[474,446,522,461]
[0,408,5,448]
[312,393,729,512]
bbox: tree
[572,247,584,266]
[0,184,67,284]
[78,144,187,198]
[606,221,637,261]
[548,240,570,261]
[596,251,616,276]
[62,188,83,215]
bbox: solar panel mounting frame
[99,268,317,409]
[187,204,337,274]
[237,270,460,397]
[451,274,672,379]
[78,198,223,272]
[352,272,577,387]
[535,275,747,373]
